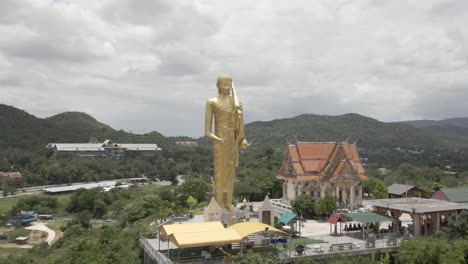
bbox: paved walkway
[25,221,56,245]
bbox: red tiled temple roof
[277,142,368,182]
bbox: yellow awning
[168,229,242,248]
[159,221,224,236]
[227,222,290,238]
[160,221,290,249]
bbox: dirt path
[25,222,56,245]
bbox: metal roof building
[46,139,161,158]
[432,187,468,203]
[387,183,426,198]
[43,180,119,194]
[365,197,468,238]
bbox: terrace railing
[271,199,293,214]
[139,237,174,264]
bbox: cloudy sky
[1,0,468,137]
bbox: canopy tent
[168,229,242,248]
[326,215,347,236]
[327,215,346,224]
[343,212,395,223]
[343,212,396,240]
[160,221,290,250]
[159,221,224,237]
[278,212,298,225]
[227,222,289,238]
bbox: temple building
[46,139,161,158]
[277,141,368,209]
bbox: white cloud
[1,0,468,137]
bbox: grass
[55,194,72,216]
[46,220,67,232]
[0,193,72,216]
[0,197,20,214]
[6,229,31,240]
[0,248,29,257]
[132,184,169,196]
[1,184,171,218]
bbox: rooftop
[365,197,468,213]
[43,180,119,193]
[387,183,424,195]
[278,141,367,181]
[439,187,468,203]
[0,172,22,179]
[47,139,161,152]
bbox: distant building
[387,183,426,199]
[0,172,22,179]
[277,141,368,209]
[443,171,458,176]
[432,187,468,204]
[43,180,119,194]
[175,141,198,147]
[377,168,391,176]
[46,139,161,158]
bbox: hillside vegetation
[1,103,468,192]
[0,104,172,151]
[246,113,440,150]
[402,117,468,146]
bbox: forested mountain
[0,104,454,152]
[401,117,468,145]
[402,117,468,128]
[246,113,440,150]
[243,113,468,169]
[400,119,439,128]
[0,104,173,151]
[2,103,468,180]
[0,104,57,149]
[0,104,206,187]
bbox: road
[25,222,56,245]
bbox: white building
[46,139,161,158]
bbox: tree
[362,178,387,199]
[316,194,338,217]
[291,195,316,219]
[186,196,197,210]
[232,252,281,264]
[10,195,58,215]
[436,210,468,240]
[386,163,426,186]
[75,209,93,229]
[67,189,108,218]
[1,177,16,197]
[175,174,211,204]
[396,238,466,264]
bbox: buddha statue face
[216,75,232,96]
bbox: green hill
[0,104,57,149]
[401,117,468,146]
[0,104,173,150]
[403,117,468,129]
[246,113,440,151]
[244,114,468,169]
[2,104,468,170]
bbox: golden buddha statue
[205,74,249,210]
